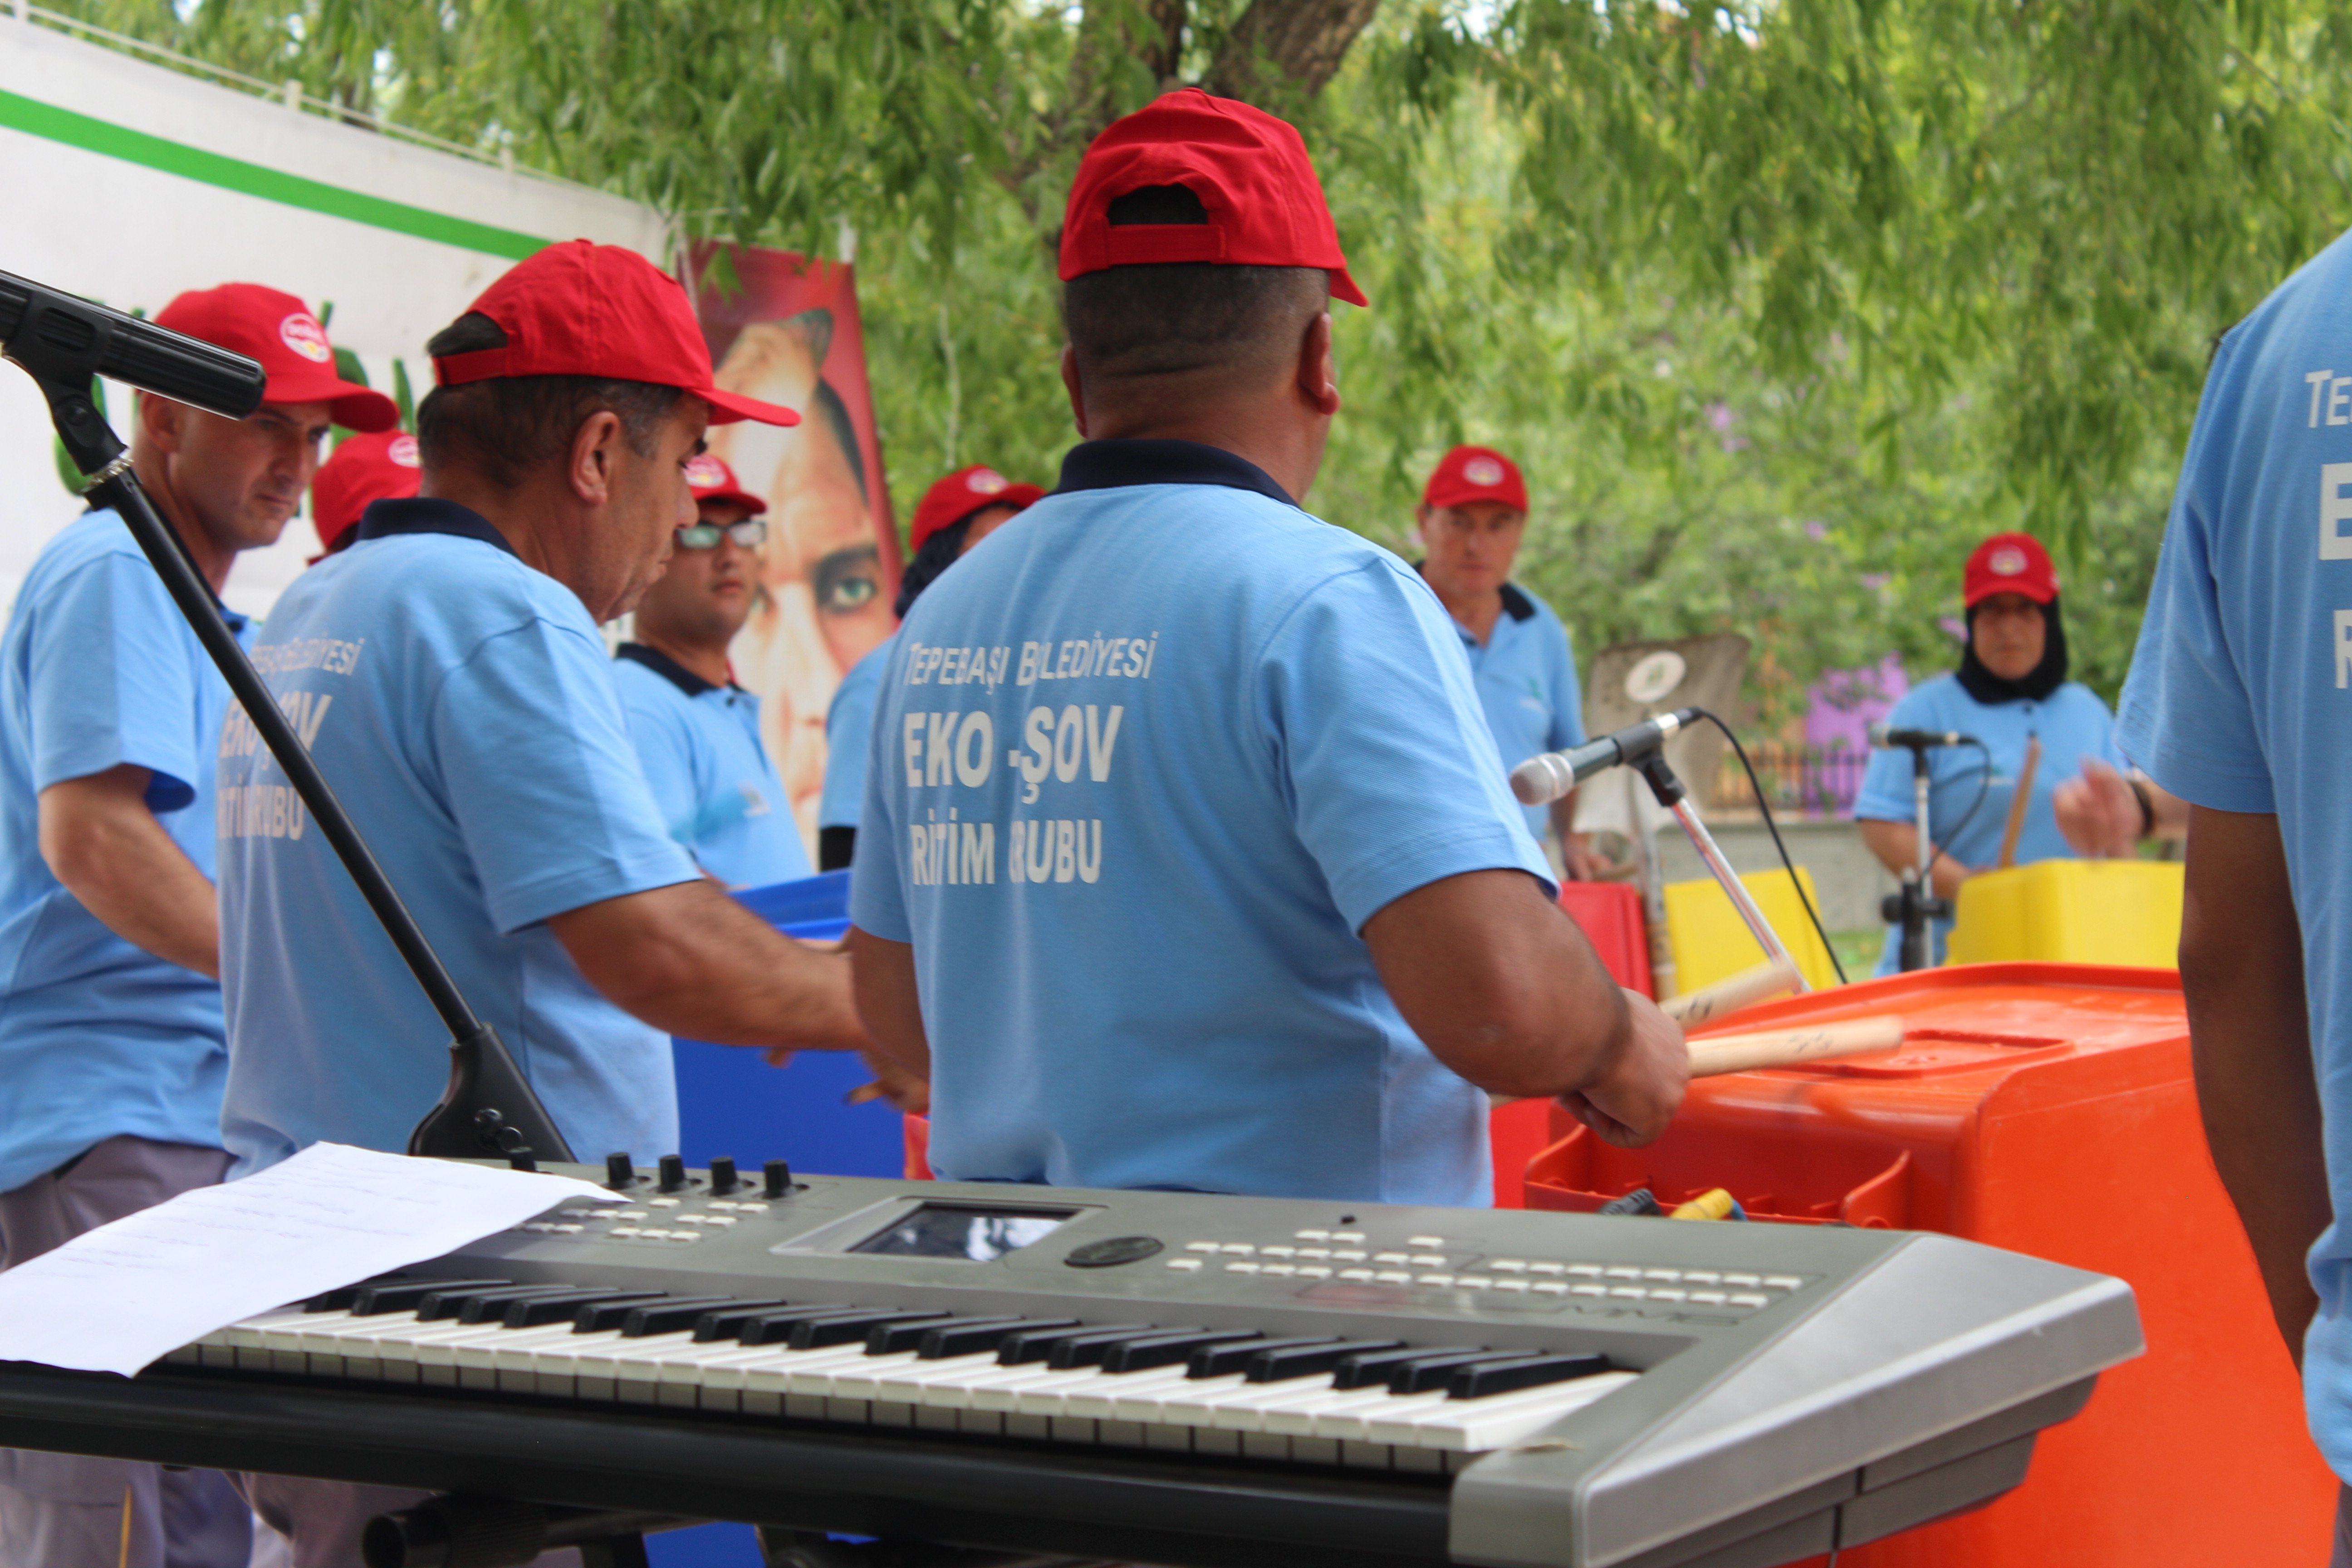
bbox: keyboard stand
[754,1529,1110,1568]
[361,1494,692,1568]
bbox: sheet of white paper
[0,1143,621,1376]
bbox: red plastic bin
[1526,962,2332,1565]
[1558,879,1651,996]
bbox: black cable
[1928,742,1994,871]
[1690,709,1849,985]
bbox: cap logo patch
[967,469,1009,495]
[1463,456,1506,487]
[279,313,333,364]
[1990,546,2029,576]
[387,435,421,468]
[685,454,729,489]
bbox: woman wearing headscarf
[1852,533,2125,972]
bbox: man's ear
[137,390,184,454]
[1059,344,1090,439]
[1411,502,1433,548]
[1296,312,1340,418]
[567,410,624,505]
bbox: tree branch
[1205,0,1383,103]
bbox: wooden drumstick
[1660,959,1802,1026]
[1686,1015,1906,1077]
[1997,736,2042,870]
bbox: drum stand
[1877,739,1950,973]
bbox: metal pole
[1668,797,1812,991]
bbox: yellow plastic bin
[1661,867,1838,994]
[1946,858,2183,967]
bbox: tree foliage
[53,0,2352,713]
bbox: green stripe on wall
[0,88,552,260]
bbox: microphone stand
[1627,753,1811,991]
[1878,739,1949,973]
[3,285,573,1166]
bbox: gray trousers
[2335,1484,2352,1567]
[0,1135,251,1568]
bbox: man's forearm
[2180,806,2332,1366]
[848,926,932,1082]
[39,767,219,979]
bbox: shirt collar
[1412,564,1538,627]
[1054,439,1295,508]
[616,641,725,697]
[353,496,521,558]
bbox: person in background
[614,454,812,888]
[0,283,392,1568]
[848,89,1683,1205]
[1414,444,1597,879]
[309,428,421,559]
[816,464,1040,870]
[1852,532,2123,972]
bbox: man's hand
[39,765,219,978]
[2053,759,2141,858]
[1562,834,1606,883]
[1556,990,1686,1147]
[549,880,867,1051]
[853,1048,931,1115]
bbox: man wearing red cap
[612,454,812,888]
[0,283,388,1568]
[817,464,1040,870]
[1416,443,1597,878]
[1853,532,2128,972]
[309,428,423,558]
[848,90,1684,1209]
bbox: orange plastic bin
[1526,962,2332,1565]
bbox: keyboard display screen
[850,1204,1078,1262]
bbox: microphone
[1512,707,1699,805]
[1868,722,1979,750]
[0,269,265,420]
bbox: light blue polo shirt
[1435,577,1586,838]
[2115,220,2352,1483]
[612,643,811,889]
[819,634,891,832]
[1852,672,2121,971]
[217,498,700,1174]
[0,510,247,1195]
[850,439,1553,1206]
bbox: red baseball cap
[1423,445,1528,513]
[310,430,422,556]
[685,453,767,516]
[909,465,1044,552]
[1964,533,2059,606]
[432,240,799,427]
[153,284,397,432]
[1059,88,1368,308]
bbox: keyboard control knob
[604,1152,636,1190]
[1063,1235,1164,1269]
[708,1156,739,1194]
[763,1160,793,1199]
[658,1154,689,1193]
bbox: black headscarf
[892,515,974,620]
[1956,594,2068,704]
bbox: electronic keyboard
[0,1160,2141,1568]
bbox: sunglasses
[675,519,768,550]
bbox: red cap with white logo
[1059,88,1368,308]
[433,240,799,427]
[1963,532,2058,606]
[909,465,1045,552]
[153,284,397,432]
[685,453,767,516]
[310,430,421,555]
[1422,445,1528,514]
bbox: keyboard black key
[919,1317,1077,1361]
[999,1324,1155,1367]
[458,1286,622,1325]
[685,1301,799,1343]
[790,1309,950,1350]
[503,1290,665,1328]
[869,1315,1022,1357]
[1102,1329,1260,1374]
[572,1296,681,1334]
[1191,1336,1340,1380]
[306,1277,406,1313]
[1448,1352,1613,1400]
[1331,1345,1484,1391]
[1047,1326,1188,1371]
[618,1298,746,1338]
[1390,1350,1523,1395]
[350,1279,510,1317]
[1246,1339,1402,1384]
[418,1283,574,1322]
[732,1308,877,1347]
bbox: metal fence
[1708,742,1874,817]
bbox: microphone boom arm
[0,270,573,1165]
